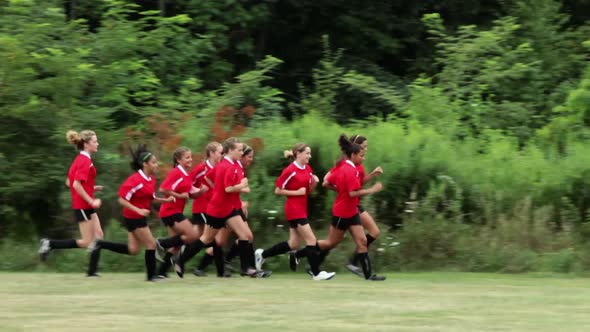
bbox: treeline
[1,0,590,272]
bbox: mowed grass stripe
[0,272,589,332]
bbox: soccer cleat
[192,268,207,277]
[217,271,232,278]
[345,263,364,278]
[241,268,258,277]
[86,273,100,278]
[174,261,184,278]
[147,275,166,282]
[38,238,51,262]
[255,270,272,278]
[154,238,166,263]
[254,248,265,271]
[288,251,299,271]
[305,268,314,277]
[367,274,386,281]
[224,260,237,272]
[312,271,336,281]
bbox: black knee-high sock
[350,234,377,265]
[357,252,372,279]
[318,249,330,265]
[305,245,321,276]
[213,244,225,276]
[49,239,78,249]
[247,242,256,268]
[158,252,173,276]
[159,235,184,248]
[262,241,291,259]
[145,250,156,280]
[178,240,206,266]
[197,253,214,270]
[87,248,101,275]
[98,240,130,255]
[225,241,239,262]
[238,240,251,272]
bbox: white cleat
[254,248,265,271]
[38,238,51,261]
[312,271,336,281]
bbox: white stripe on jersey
[281,171,297,189]
[125,183,144,201]
[171,177,183,191]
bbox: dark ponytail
[130,144,153,171]
[338,134,362,158]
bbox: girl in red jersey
[254,143,335,280]
[190,142,222,237]
[39,130,104,262]
[173,137,260,278]
[194,144,270,277]
[317,134,385,281]
[153,147,203,277]
[86,145,174,280]
[323,134,384,277]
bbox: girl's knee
[128,245,140,255]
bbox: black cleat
[289,251,299,272]
[367,274,386,281]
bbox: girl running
[153,147,202,277]
[173,138,262,278]
[254,143,335,280]
[39,130,104,264]
[86,145,174,280]
[317,134,385,281]
[323,134,384,277]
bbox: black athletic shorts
[358,205,366,214]
[192,213,207,225]
[74,209,96,223]
[123,217,148,232]
[239,209,247,222]
[161,213,186,227]
[331,213,362,230]
[205,209,241,229]
[288,218,309,229]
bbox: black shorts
[358,205,366,214]
[192,213,207,225]
[123,217,148,232]
[161,213,186,227]
[206,209,241,229]
[331,213,362,230]
[239,209,247,222]
[74,209,96,223]
[288,218,309,229]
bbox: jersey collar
[80,151,91,159]
[177,165,189,176]
[224,156,235,165]
[293,161,306,170]
[139,169,152,181]
[345,160,356,168]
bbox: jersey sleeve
[74,158,91,182]
[118,176,140,201]
[345,168,361,193]
[160,169,181,191]
[276,166,295,189]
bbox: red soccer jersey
[327,159,366,185]
[331,160,361,218]
[118,170,156,219]
[190,160,214,214]
[158,165,192,218]
[68,151,96,209]
[206,157,240,218]
[276,162,313,221]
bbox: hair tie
[141,152,152,162]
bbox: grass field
[0,272,588,332]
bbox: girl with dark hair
[172,138,264,278]
[86,145,174,280]
[39,130,104,266]
[323,134,384,277]
[317,134,385,281]
[193,144,270,277]
[153,147,202,277]
[254,143,335,280]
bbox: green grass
[0,272,589,332]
